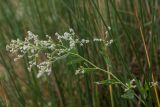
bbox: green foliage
[95,79,120,85]
[121,90,134,100]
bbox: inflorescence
[6,28,113,78]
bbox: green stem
[69,52,146,105]
[69,52,126,88]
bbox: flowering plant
[6,29,113,78]
[6,28,149,103]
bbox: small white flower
[80,43,83,46]
[75,68,85,75]
[105,39,113,46]
[14,58,18,62]
[75,69,80,75]
[27,31,34,40]
[105,31,109,38]
[124,79,136,92]
[69,40,76,49]
[95,82,101,85]
[81,39,85,43]
[31,49,35,53]
[108,26,111,30]
[23,45,28,50]
[93,38,103,42]
[63,32,71,40]
[37,71,45,78]
[69,28,75,35]
[55,32,61,40]
[85,40,89,43]
[150,81,159,87]
[45,35,49,38]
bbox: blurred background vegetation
[0,0,160,107]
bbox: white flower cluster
[124,79,136,92]
[6,28,113,78]
[6,31,55,78]
[105,39,113,46]
[37,61,52,78]
[93,38,104,42]
[93,27,113,46]
[55,28,90,49]
[93,37,113,47]
[149,81,159,87]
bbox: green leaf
[121,90,134,100]
[95,79,120,85]
[136,81,149,100]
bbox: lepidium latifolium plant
[6,28,150,104]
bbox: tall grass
[0,0,160,107]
